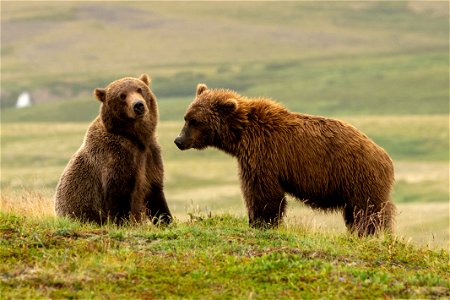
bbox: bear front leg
[146,182,173,225]
[241,177,286,228]
[103,179,134,225]
[102,167,135,225]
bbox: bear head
[174,83,240,151]
[94,74,157,132]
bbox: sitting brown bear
[55,74,172,225]
[175,84,395,236]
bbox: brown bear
[174,84,395,236]
[55,74,172,225]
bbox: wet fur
[176,85,395,235]
[55,75,172,225]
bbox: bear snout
[174,136,188,150]
[133,101,146,115]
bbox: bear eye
[189,119,199,126]
[137,88,142,94]
[120,93,127,100]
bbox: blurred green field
[2,1,448,113]
[2,115,449,197]
[1,115,448,247]
[1,2,449,248]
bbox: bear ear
[196,83,208,96]
[216,98,238,115]
[94,88,106,102]
[139,74,151,86]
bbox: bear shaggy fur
[175,84,395,235]
[55,74,172,225]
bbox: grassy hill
[0,213,448,299]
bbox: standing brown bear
[55,74,172,225]
[175,84,395,236]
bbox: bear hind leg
[343,199,395,236]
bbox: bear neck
[212,100,290,157]
[212,117,246,157]
[213,134,240,157]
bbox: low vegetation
[1,213,448,299]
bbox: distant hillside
[2,1,448,117]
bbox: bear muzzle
[174,136,189,150]
[133,101,146,116]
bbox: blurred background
[1,1,448,247]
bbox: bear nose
[174,137,184,150]
[133,101,145,115]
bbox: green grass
[344,115,449,162]
[2,50,448,117]
[0,213,448,299]
[393,181,449,203]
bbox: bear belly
[280,178,346,211]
